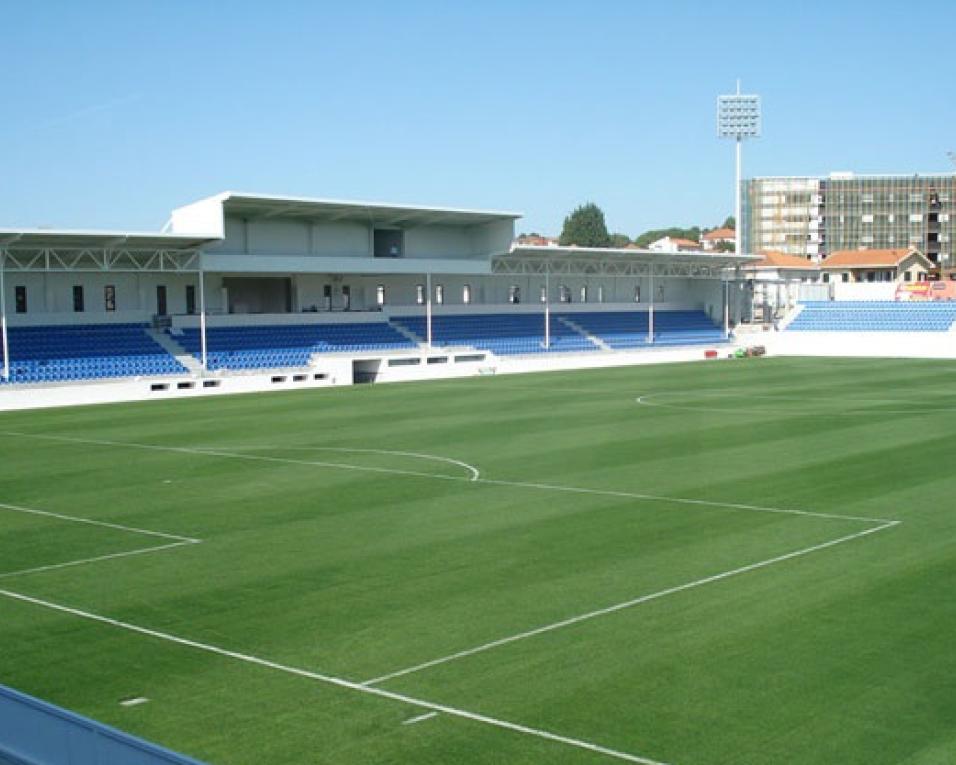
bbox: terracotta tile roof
[743,251,818,270]
[672,238,700,248]
[702,227,735,240]
[820,248,923,268]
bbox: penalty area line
[362,520,901,686]
[0,588,669,765]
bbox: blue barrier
[0,685,207,765]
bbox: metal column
[425,272,433,348]
[198,267,208,373]
[0,254,8,381]
[723,280,730,338]
[544,267,550,349]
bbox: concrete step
[147,329,204,374]
[388,319,426,345]
[556,317,610,351]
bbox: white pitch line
[402,711,438,725]
[0,432,474,484]
[0,540,198,581]
[361,520,900,686]
[0,588,669,765]
[0,501,199,543]
[196,445,480,482]
[0,431,890,525]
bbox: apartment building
[741,172,956,270]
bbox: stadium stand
[390,313,599,355]
[787,301,956,332]
[562,310,726,349]
[2,324,186,384]
[173,322,415,370]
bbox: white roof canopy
[177,192,522,229]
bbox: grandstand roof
[178,192,523,228]
[0,228,217,251]
[821,248,928,269]
[508,244,756,266]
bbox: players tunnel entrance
[352,358,382,383]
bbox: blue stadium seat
[2,324,187,385]
[389,310,725,356]
[173,322,416,371]
[557,310,725,350]
[787,301,956,332]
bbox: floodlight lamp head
[717,93,761,140]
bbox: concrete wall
[4,272,200,325]
[4,272,720,324]
[208,215,513,262]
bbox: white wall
[4,272,201,325]
[210,215,512,262]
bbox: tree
[722,216,735,230]
[609,233,631,248]
[559,203,611,247]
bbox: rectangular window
[416,284,425,305]
[540,285,547,303]
[104,285,116,312]
[580,286,587,303]
[341,285,351,311]
[73,285,85,312]
[904,271,912,282]
[462,284,471,304]
[14,286,26,314]
[185,285,196,315]
[597,285,604,303]
[376,285,385,306]
[508,285,521,304]
[156,285,167,315]
[559,285,571,303]
[841,273,849,283]
[435,284,444,305]
[323,284,332,311]
[373,229,403,258]
[634,285,641,302]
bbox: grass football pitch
[2,356,956,765]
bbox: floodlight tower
[717,81,761,256]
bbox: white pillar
[648,268,655,344]
[198,267,208,372]
[425,272,433,348]
[723,280,730,338]
[544,267,550,349]
[735,138,742,256]
[0,254,8,380]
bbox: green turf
[2,356,956,765]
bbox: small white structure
[648,236,700,253]
[701,227,735,251]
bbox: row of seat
[2,324,187,384]
[788,302,956,332]
[1,311,728,384]
[173,322,415,370]
[388,310,726,355]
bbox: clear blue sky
[3,0,956,237]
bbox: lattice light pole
[717,82,761,256]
